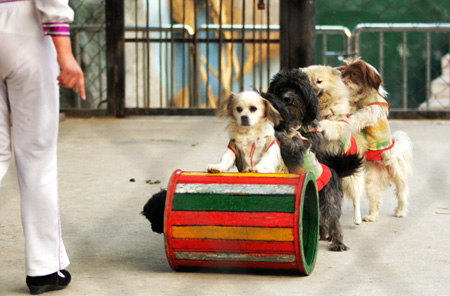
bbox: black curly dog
[263,68,363,251]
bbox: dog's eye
[236,106,243,113]
[283,97,292,104]
[250,106,257,112]
[317,79,322,84]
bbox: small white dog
[207,91,288,174]
[302,65,366,225]
[338,57,413,222]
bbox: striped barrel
[164,170,319,275]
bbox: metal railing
[353,23,450,110]
[121,24,352,112]
[68,22,450,115]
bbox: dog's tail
[141,189,167,234]
[390,131,413,176]
[321,153,364,179]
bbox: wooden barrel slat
[170,238,295,253]
[174,252,297,263]
[170,211,294,228]
[172,193,295,213]
[173,260,299,270]
[172,226,294,241]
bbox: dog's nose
[240,115,249,126]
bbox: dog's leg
[319,174,348,251]
[342,172,364,225]
[207,148,236,173]
[390,164,409,217]
[363,161,388,222]
[251,142,282,173]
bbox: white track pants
[0,1,70,276]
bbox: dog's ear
[365,65,383,91]
[263,98,282,126]
[217,92,236,118]
[332,67,342,77]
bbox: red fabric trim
[366,101,391,111]
[227,145,236,156]
[266,141,276,152]
[344,136,358,156]
[365,140,395,161]
[316,163,332,191]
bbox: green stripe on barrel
[172,194,296,213]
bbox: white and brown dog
[338,57,413,222]
[302,65,367,225]
[207,91,288,174]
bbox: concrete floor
[0,117,449,296]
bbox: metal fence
[65,0,450,118]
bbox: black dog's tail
[320,153,364,179]
[141,189,167,234]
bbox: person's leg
[0,78,11,184]
[1,3,70,277]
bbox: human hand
[52,36,86,100]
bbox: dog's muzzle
[240,115,250,126]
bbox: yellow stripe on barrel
[172,226,294,242]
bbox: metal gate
[64,0,450,118]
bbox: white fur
[207,91,284,174]
[341,59,413,222]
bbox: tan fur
[302,65,366,225]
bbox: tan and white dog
[302,65,366,225]
[338,57,413,222]
[207,91,288,174]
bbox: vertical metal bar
[145,0,150,108]
[252,0,256,88]
[426,31,431,110]
[135,0,139,108]
[266,0,270,87]
[280,0,316,68]
[98,29,103,107]
[322,33,327,65]
[218,0,223,102]
[402,32,407,110]
[204,0,209,107]
[170,0,174,106]
[259,9,263,89]
[106,0,125,117]
[159,0,163,106]
[240,0,245,91]
[165,31,169,106]
[230,0,234,93]
[182,0,186,106]
[379,32,384,78]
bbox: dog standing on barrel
[207,91,288,174]
[142,91,288,235]
[338,57,413,222]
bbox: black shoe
[26,270,71,295]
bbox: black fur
[141,189,167,234]
[265,68,362,251]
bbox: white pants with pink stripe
[0,1,70,276]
